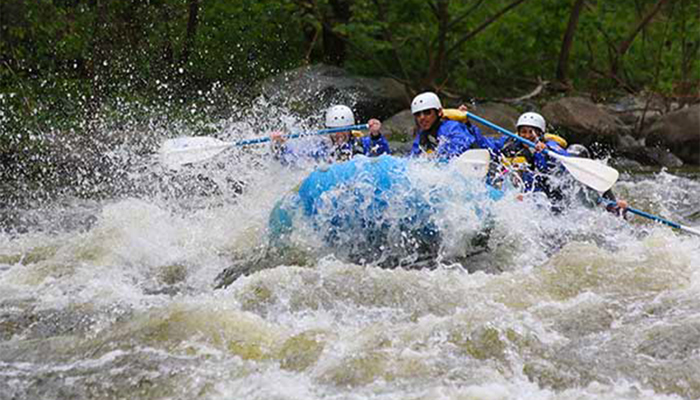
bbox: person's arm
[409,133,422,157]
[467,123,501,160]
[543,140,568,156]
[270,131,294,165]
[532,151,550,172]
[455,104,498,152]
[360,132,391,156]
[377,135,391,155]
[490,135,508,155]
[532,140,567,172]
[601,190,629,217]
[308,139,332,162]
[435,122,475,159]
[366,118,391,156]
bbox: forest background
[1,0,699,185]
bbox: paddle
[452,149,491,178]
[159,124,370,168]
[457,111,620,193]
[599,198,700,236]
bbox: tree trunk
[612,0,670,75]
[373,0,410,82]
[323,0,351,66]
[160,2,175,68]
[447,0,530,54]
[425,0,450,89]
[181,0,199,67]
[292,0,318,62]
[88,0,109,115]
[556,0,586,85]
[0,1,11,61]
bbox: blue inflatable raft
[268,154,502,265]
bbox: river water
[1,119,700,400]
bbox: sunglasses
[414,110,435,117]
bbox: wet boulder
[542,97,629,147]
[466,102,521,137]
[615,146,684,168]
[604,93,666,134]
[381,109,415,155]
[643,104,700,165]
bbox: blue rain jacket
[410,120,492,159]
[274,135,391,165]
[360,134,391,157]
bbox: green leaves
[0,0,696,118]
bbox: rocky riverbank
[260,64,700,167]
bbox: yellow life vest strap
[441,109,468,123]
[502,156,528,167]
[544,133,567,148]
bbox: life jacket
[331,136,365,161]
[442,108,568,151]
[499,134,566,167]
[362,134,391,157]
[500,141,535,170]
[502,156,529,168]
[544,133,567,148]
[441,109,468,122]
[418,120,441,154]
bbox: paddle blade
[159,136,231,168]
[452,149,491,178]
[681,225,700,237]
[550,152,619,192]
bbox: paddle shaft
[465,112,554,154]
[160,123,371,167]
[464,112,697,236]
[236,124,370,147]
[464,111,619,193]
[599,198,700,236]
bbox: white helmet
[411,92,442,114]
[325,105,355,128]
[516,112,546,133]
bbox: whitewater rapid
[1,124,699,399]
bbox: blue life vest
[410,120,488,159]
